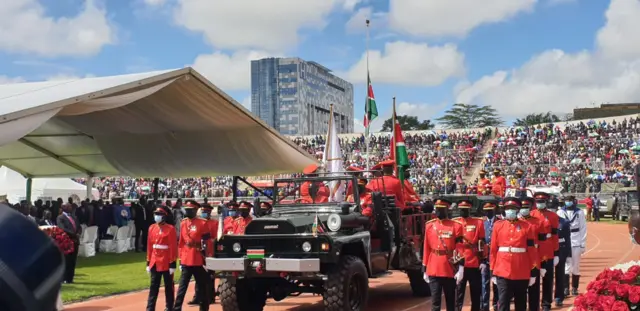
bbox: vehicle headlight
[327,213,341,232]
[302,241,312,252]
[232,242,242,253]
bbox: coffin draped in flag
[323,105,345,202]
[390,102,410,183]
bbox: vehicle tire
[219,279,267,311]
[323,255,369,311]
[407,269,431,297]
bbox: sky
[1,0,640,132]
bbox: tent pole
[26,178,32,203]
[86,175,94,200]
[152,178,160,200]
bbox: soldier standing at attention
[557,195,587,296]
[223,201,239,235]
[174,200,211,311]
[191,205,219,305]
[480,202,499,311]
[233,201,253,235]
[547,197,572,307]
[423,198,465,311]
[519,197,544,311]
[530,192,560,311]
[367,160,406,210]
[146,207,178,311]
[490,197,539,311]
[491,169,507,198]
[453,200,486,311]
[477,170,490,195]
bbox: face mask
[520,208,530,217]
[184,209,196,219]
[436,209,448,220]
[536,203,546,209]
[460,209,470,218]
[505,210,518,220]
[228,210,238,217]
[240,210,250,218]
[200,213,209,219]
[154,215,163,223]
[565,201,574,208]
[485,210,495,218]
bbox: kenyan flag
[247,249,265,259]
[390,102,409,183]
[364,73,378,136]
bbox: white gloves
[581,247,586,254]
[479,263,487,274]
[540,268,547,278]
[454,266,464,284]
[554,256,559,267]
[423,273,430,283]
[529,277,536,287]
[146,266,150,274]
[566,257,572,267]
[491,277,497,285]
[169,268,175,275]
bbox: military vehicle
[611,187,637,221]
[206,173,433,311]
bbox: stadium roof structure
[0,68,316,178]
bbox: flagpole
[365,18,371,173]
[392,96,397,176]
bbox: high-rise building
[251,57,354,136]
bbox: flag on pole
[323,105,345,202]
[390,101,410,183]
[364,73,378,136]
[312,212,325,236]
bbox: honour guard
[367,160,406,210]
[557,195,587,296]
[259,201,273,217]
[146,207,178,311]
[515,169,528,198]
[531,192,560,311]
[300,164,330,203]
[453,200,486,311]
[480,202,499,311]
[233,201,253,235]
[519,197,544,311]
[491,169,506,197]
[223,201,239,234]
[174,200,211,311]
[477,170,490,195]
[548,197,572,307]
[490,197,539,311]
[423,198,465,311]
[345,166,363,196]
[191,205,219,305]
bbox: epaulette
[426,218,438,224]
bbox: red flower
[597,295,616,310]
[621,271,638,284]
[41,226,75,255]
[606,281,620,294]
[615,283,631,298]
[629,285,640,304]
[611,300,630,311]
[584,291,600,308]
[628,265,640,276]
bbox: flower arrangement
[573,260,640,311]
[39,225,75,255]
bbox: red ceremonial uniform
[453,216,486,268]
[491,176,506,197]
[403,180,420,203]
[423,218,464,277]
[233,216,252,235]
[367,175,406,209]
[347,192,373,217]
[223,217,237,234]
[178,217,209,266]
[147,223,178,272]
[531,208,560,262]
[490,219,539,280]
[477,178,490,195]
[204,218,219,257]
[300,181,330,203]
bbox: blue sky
[1,0,639,131]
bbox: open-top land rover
[206,173,433,311]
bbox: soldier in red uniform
[259,201,273,216]
[519,197,544,311]
[491,169,507,197]
[347,179,374,220]
[300,164,330,203]
[223,201,239,235]
[423,198,465,311]
[345,166,363,196]
[366,160,406,210]
[191,205,219,305]
[477,170,490,195]
[233,201,253,235]
[174,200,211,311]
[530,192,560,311]
[402,168,420,204]
[490,197,539,311]
[453,200,486,311]
[146,207,178,311]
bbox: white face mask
[520,208,530,217]
[505,210,518,220]
[536,203,546,209]
[154,215,163,223]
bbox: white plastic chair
[115,226,130,253]
[128,224,136,251]
[78,226,98,257]
[99,225,119,253]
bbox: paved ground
[64,222,638,311]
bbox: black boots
[571,275,580,296]
[564,274,570,296]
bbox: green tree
[513,112,561,126]
[435,103,503,129]
[380,115,435,132]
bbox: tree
[513,112,561,126]
[435,103,503,129]
[380,115,435,132]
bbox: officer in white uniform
[556,195,587,296]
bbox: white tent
[0,166,99,203]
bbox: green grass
[61,252,182,303]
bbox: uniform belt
[185,242,202,249]
[546,233,552,238]
[570,228,579,232]
[497,247,526,253]
[431,249,452,256]
[559,238,565,243]
[153,244,169,249]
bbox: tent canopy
[0,166,100,202]
[0,68,316,178]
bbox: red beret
[303,164,319,175]
[533,192,549,201]
[346,166,363,172]
[483,202,497,210]
[521,198,535,208]
[434,199,452,209]
[458,200,473,209]
[184,201,200,209]
[153,207,167,215]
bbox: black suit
[38,219,55,226]
[56,214,82,283]
[133,204,151,251]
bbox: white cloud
[456,0,640,119]
[547,0,576,5]
[340,41,465,86]
[0,76,25,85]
[396,102,450,122]
[45,73,95,81]
[143,0,166,6]
[0,0,116,57]
[173,0,350,51]
[354,118,365,133]
[387,0,536,37]
[345,7,388,34]
[191,50,277,91]
[240,96,252,111]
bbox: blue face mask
[200,213,209,219]
[505,210,518,220]
[154,215,163,223]
[519,208,530,217]
[228,210,237,217]
[565,201,574,208]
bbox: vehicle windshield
[627,192,638,205]
[272,175,361,207]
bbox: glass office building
[251,57,354,136]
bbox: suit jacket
[57,214,82,241]
[38,219,55,226]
